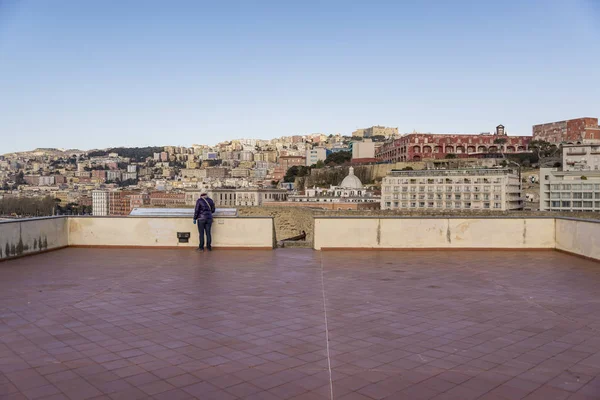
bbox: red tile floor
[0,248,599,399]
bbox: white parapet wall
[0,217,69,260]
[313,217,556,250]
[68,217,274,249]
[555,218,600,260]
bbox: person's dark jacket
[194,196,215,220]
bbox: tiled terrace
[1,248,599,400]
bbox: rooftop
[1,248,599,399]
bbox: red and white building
[376,125,531,162]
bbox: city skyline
[1,0,599,153]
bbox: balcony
[1,216,600,399]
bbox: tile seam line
[319,251,334,400]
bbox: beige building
[351,140,376,160]
[352,125,398,138]
[231,168,251,178]
[381,169,523,211]
[305,147,328,166]
[181,169,205,180]
[209,188,288,207]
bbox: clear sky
[1,0,599,153]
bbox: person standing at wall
[193,189,216,252]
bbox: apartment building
[273,156,306,181]
[539,169,600,212]
[208,188,288,207]
[381,169,523,211]
[92,190,109,216]
[305,147,328,166]
[539,143,600,211]
[562,143,600,172]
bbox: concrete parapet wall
[68,217,275,249]
[314,217,556,250]
[555,218,600,260]
[0,217,68,260]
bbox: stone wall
[301,162,427,188]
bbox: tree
[284,166,311,183]
[493,138,507,145]
[15,171,25,185]
[324,151,351,166]
[315,160,325,169]
[445,153,457,159]
[529,140,559,159]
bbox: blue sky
[0,0,599,153]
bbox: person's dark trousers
[197,219,213,250]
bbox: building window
[494,203,501,209]
[583,201,593,208]
[564,201,574,207]
[551,201,560,208]
[419,202,425,208]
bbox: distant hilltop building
[377,124,530,162]
[532,117,600,144]
[352,126,398,138]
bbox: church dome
[339,167,363,189]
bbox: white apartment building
[539,143,600,211]
[92,190,109,216]
[381,169,523,211]
[106,170,122,182]
[539,169,600,211]
[305,147,328,166]
[209,188,288,207]
[562,143,600,172]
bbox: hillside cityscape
[1,117,599,217]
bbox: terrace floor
[1,248,600,400]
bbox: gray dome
[339,167,363,189]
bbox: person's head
[200,189,208,197]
